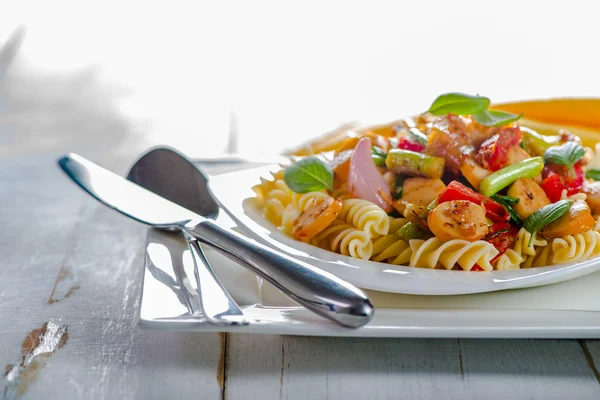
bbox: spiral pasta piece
[409,238,499,271]
[523,230,600,267]
[254,177,296,226]
[513,228,547,259]
[371,235,411,264]
[494,249,523,270]
[550,230,600,263]
[339,199,389,238]
[281,204,301,234]
[311,220,373,260]
[296,191,331,211]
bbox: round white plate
[208,164,600,295]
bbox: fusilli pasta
[494,249,523,270]
[311,220,373,260]
[409,238,499,271]
[371,235,411,264]
[338,199,389,238]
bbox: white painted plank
[226,335,600,400]
[0,154,224,400]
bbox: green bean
[385,149,445,179]
[479,157,544,197]
[397,222,428,241]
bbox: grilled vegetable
[521,127,563,156]
[506,145,531,165]
[540,200,595,238]
[329,149,353,189]
[385,149,445,179]
[438,181,509,222]
[399,177,446,208]
[427,200,489,242]
[348,137,393,211]
[479,157,544,197]
[484,222,519,263]
[506,178,550,220]
[475,126,523,171]
[403,203,430,230]
[541,164,584,203]
[583,181,600,214]
[293,197,342,239]
[523,200,572,245]
[397,222,428,241]
[459,158,490,190]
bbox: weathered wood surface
[2,30,600,400]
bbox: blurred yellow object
[289,98,600,156]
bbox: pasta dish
[252,93,600,271]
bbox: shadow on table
[0,42,140,157]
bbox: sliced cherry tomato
[471,265,484,271]
[541,172,564,203]
[437,181,510,222]
[397,136,425,152]
[565,165,584,196]
[541,165,584,202]
[475,126,523,171]
[485,222,519,263]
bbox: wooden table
[3,14,600,400]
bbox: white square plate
[137,161,600,338]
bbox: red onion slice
[348,137,393,212]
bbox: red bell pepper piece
[541,172,563,203]
[541,165,584,203]
[472,222,519,270]
[437,181,509,222]
[397,136,425,153]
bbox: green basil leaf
[283,156,334,193]
[397,222,428,241]
[586,168,600,181]
[543,141,585,169]
[372,146,387,167]
[393,174,405,200]
[491,194,522,226]
[472,109,523,127]
[428,93,490,116]
[408,128,428,146]
[523,200,573,245]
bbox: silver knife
[58,153,374,328]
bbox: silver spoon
[59,151,374,328]
[126,149,248,325]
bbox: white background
[1,0,599,155]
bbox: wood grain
[0,154,224,399]
[225,335,600,400]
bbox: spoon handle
[187,220,374,328]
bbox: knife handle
[187,220,374,328]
